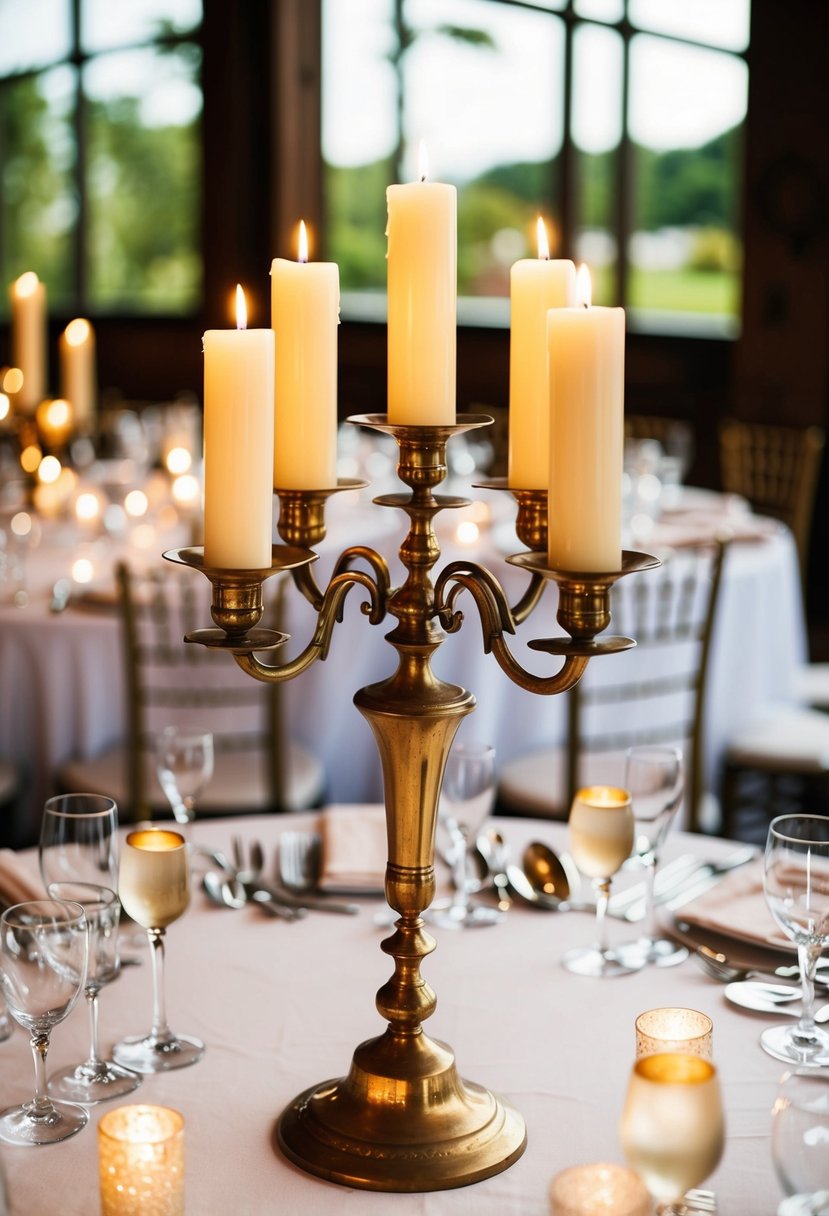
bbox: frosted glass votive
[635,1006,713,1060]
[549,1162,651,1216]
[98,1104,184,1216]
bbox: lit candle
[10,272,47,414]
[59,318,97,430]
[508,218,575,489]
[36,397,74,448]
[203,285,275,569]
[98,1104,184,1216]
[271,220,339,489]
[547,265,624,572]
[386,144,456,425]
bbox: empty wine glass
[762,814,829,1067]
[45,882,141,1104]
[113,828,204,1073]
[772,1069,829,1213]
[430,742,500,929]
[620,1052,725,1214]
[563,785,644,977]
[0,899,89,1145]
[155,726,214,836]
[624,745,687,967]
[39,792,119,891]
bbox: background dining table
[0,811,798,1214]
[0,473,807,845]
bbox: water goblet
[45,882,141,1103]
[155,725,214,837]
[0,899,89,1145]
[562,785,644,977]
[113,829,204,1073]
[620,1052,725,1214]
[39,792,119,891]
[762,814,829,1067]
[771,1069,829,1213]
[430,742,500,929]
[624,745,687,967]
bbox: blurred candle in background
[547,265,624,572]
[10,272,47,414]
[508,218,575,489]
[36,397,74,449]
[271,220,339,489]
[203,285,275,569]
[386,145,457,425]
[59,318,97,431]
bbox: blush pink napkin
[318,804,387,894]
[678,858,792,950]
[0,849,43,907]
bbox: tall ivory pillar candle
[508,219,575,488]
[271,222,339,488]
[59,318,97,431]
[547,267,624,572]
[10,271,47,414]
[203,287,275,569]
[386,165,456,424]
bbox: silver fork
[684,1189,717,1213]
[695,945,829,986]
[230,836,303,921]
[275,832,361,915]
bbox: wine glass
[624,745,687,967]
[155,725,214,837]
[112,828,204,1073]
[39,792,119,891]
[620,1052,725,1214]
[45,882,141,1104]
[0,899,89,1145]
[430,742,500,929]
[771,1069,829,1213]
[562,785,644,977]
[762,814,829,1067]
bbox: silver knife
[621,846,757,922]
[247,880,360,916]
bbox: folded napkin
[0,849,44,908]
[318,804,387,895]
[648,513,780,551]
[678,858,791,951]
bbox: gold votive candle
[99,1105,184,1216]
[549,1162,651,1216]
[635,1006,713,1060]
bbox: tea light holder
[549,1162,651,1216]
[98,1104,184,1216]
[635,1007,714,1060]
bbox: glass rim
[46,881,118,909]
[633,1052,716,1084]
[573,784,631,808]
[0,898,87,928]
[635,1006,713,1040]
[42,793,118,820]
[768,813,829,846]
[125,828,186,852]
[98,1103,185,1146]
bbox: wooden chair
[719,418,825,588]
[57,561,325,822]
[497,540,728,832]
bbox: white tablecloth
[0,814,796,1214]
[0,484,807,843]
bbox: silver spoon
[478,830,512,911]
[203,870,246,909]
[725,981,829,1020]
[523,841,572,902]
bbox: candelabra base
[276,1027,526,1192]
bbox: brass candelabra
[165,413,657,1192]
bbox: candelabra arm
[331,547,392,624]
[510,571,547,625]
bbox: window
[0,0,202,318]
[322,0,749,335]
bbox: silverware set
[200,834,359,919]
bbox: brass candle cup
[98,1104,184,1216]
[549,1162,651,1216]
[635,1007,714,1060]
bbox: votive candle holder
[98,1104,184,1216]
[635,1006,713,1060]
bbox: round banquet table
[0,812,798,1215]
[0,481,807,843]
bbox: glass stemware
[113,829,204,1073]
[45,882,141,1104]
[0,899,89,1146]
[562,785,644,977]
[624,745,688,967]
[771,1069,829,1213]
[762,814,829,1068]
[39,792,119,891]
[155,725,214,837]
[620,1052,725,1214]
[430,742,501,929]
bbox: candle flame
[417,140,429,183]
[64,318,91,347]
[14,271,39,298]
[576,263,592,308]
[536,216,550,260]
[235,284,247,330]
[298,220,309,263]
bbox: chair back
[565,539,727,831]
[117,560,288,820]
[719,418,824,586]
